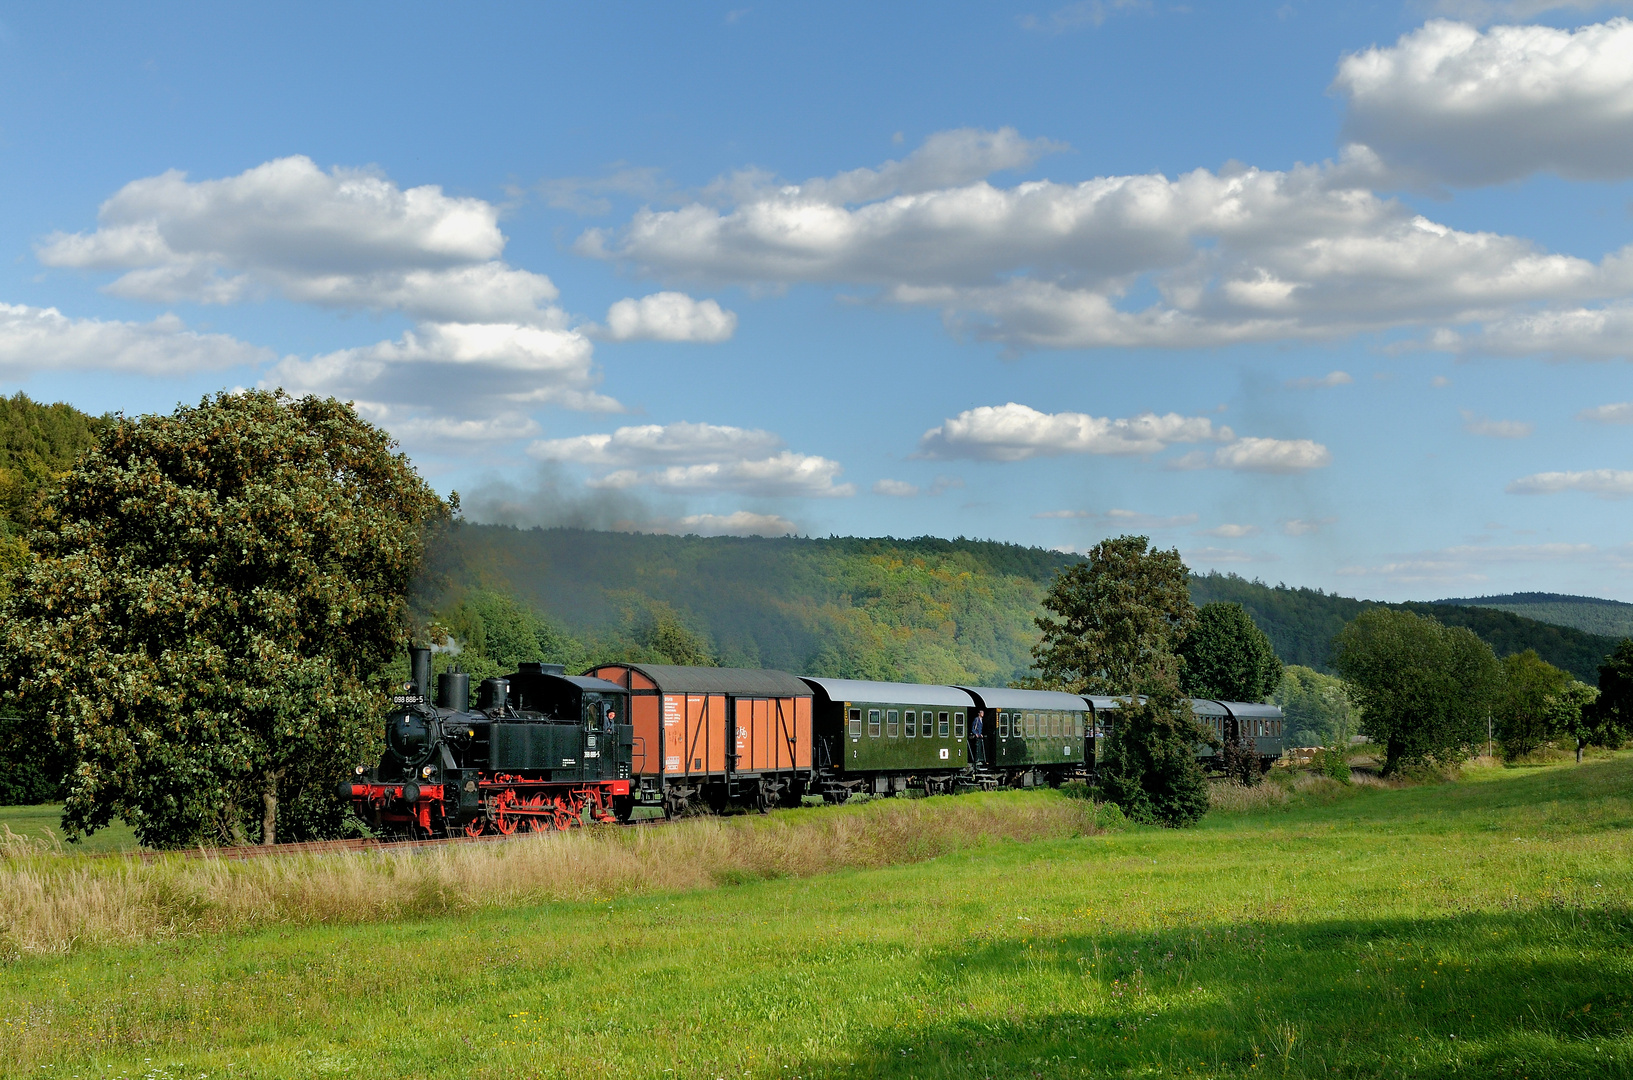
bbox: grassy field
[2,759,1631,1079]
[0,803,139,853]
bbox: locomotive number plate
[391,694,425,706]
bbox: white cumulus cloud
[0,302,271,378]
[917,403,1231,461]
[1211,438,1333,473]
[263,321,619,427]
[1199,523,1262,538]
[582,131,1633,352]
[529,421,852,498]
[671,511,796,537]
[600,292,737,342]
[1282,516,1338,536]
[1335,19,1633,185]
[1506,469,1633,496]
[1461,411,1534,438]
[1286,370,1353,389]
[1580,401,1633,424]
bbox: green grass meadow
[4,758,1632,1078]
[0,804,138,853]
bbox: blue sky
[3,1,1633,600]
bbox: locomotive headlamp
[421,765,434,778]
[354,765,365,775]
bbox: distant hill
[1435,592,1633,640]
[1193,574,1620,683]
[0,392,108,538]
[434,527,1621,685]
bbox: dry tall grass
[0,792,1106,958]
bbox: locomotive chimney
[409,646,432,700]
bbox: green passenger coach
[957,686,1091,785]
[802,677,975,798]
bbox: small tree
[1033,536,1210,825]
[1032,535,1196,695]
[1331,607,1502,775]
[1551,681,1602,764]
[0,391,445,847]
[1094,656,1212,827]
[1582,638,1633,760]
[1495,649,1572,760]
[1179,602,1282,702]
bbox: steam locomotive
[342,649,1284,838]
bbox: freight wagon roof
[562,675,629,693]
[800,677,976,708]
[1219,701,1283,719]
[955,686,1090,711]
[614,664,811,698]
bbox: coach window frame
[868,708,881,738]
[938,711,950,738]
[954,711,965,738]
[848,708,862,738]
[887,709,900,738]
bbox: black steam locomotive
[341,647,635,837]
[344,651,1284,836]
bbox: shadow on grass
[810,906,1633,1079]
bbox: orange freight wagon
[583,664,813,814]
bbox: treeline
[1191,572,1618,682]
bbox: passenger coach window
[1026,712,1036,738]
[954,712,965,738]
[869,709,881,737]
[998,712,1009,738]
[905,710,916,738]
[848,708,862,737]
[887,710,899,738]
[939,712,950,737]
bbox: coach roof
[800,677,976,709]
[956,686,1090,711]
[614,664,811,697]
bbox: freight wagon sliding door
[665,693,727,777]
[732,697,812,774]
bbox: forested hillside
[430,526,1623,685]
[0,394,107,584]
[1191,572,1620,682]
[430,526,1078,685]
[1436,592,1633,639]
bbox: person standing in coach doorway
[971,708,986,766]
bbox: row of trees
[1029,537,1633,827]
[1332,608,1632,775]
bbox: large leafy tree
[1178,601,1283,702]
[1494,649,1572,760]
[1032,535,1197,696]
[1331,608,1502,775]
[1033,535,1209,826]
[1581,639,1633,761]
[0,391,445,846]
